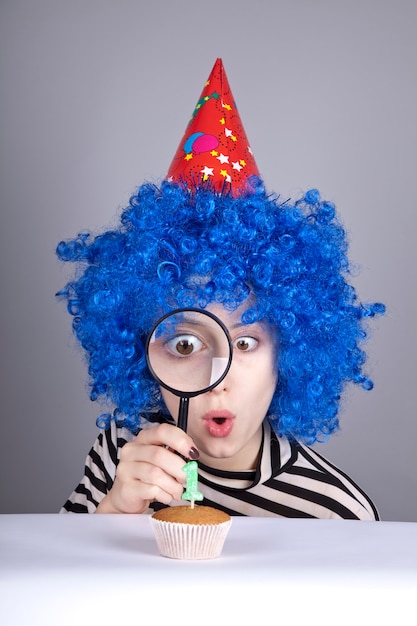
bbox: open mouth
[203,411,235,438]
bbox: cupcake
[150,505,232,560]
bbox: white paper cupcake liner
[150,517,232,560]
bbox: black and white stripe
[61,419,379,520]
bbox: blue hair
[56,178,385,443]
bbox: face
[160,302,278,471]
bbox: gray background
[1,0,416,521]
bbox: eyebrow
[229,321,263,332]
[230,322,246,330]
[174,318,217,328]
[175,317,263,333]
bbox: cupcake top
[152,505,230,525]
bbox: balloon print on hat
[183,132,219,155]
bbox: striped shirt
[61,418,379,520]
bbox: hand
[95,423,199,514]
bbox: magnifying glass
[145,308,233,433]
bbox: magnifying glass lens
[147,310,231,395]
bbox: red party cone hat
[166,58,260,195]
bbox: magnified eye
[167,334,204,357]
[234,336,258,352]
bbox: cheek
[160,389,180,421]
[258,354,278,401]
[268,371,278,400]
[260,370,277,398]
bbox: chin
[198,439,240,462]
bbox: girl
[57,60,384,519]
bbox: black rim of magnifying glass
[145,307,233,399]
[145,308,233,433]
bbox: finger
[135,423,199,460]
[118,459,185,501]
[109,476,176,513]
[120,440,188,484]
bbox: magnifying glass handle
[177,396,189,432]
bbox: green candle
[182,460,204,506]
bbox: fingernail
[188,446,199,460]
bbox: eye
[166,334,204,357]
[233,336,258,352]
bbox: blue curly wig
[56,178,384,444]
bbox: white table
[1,515,416,626]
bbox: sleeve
[297,444,380,521]
[60,421,132,513]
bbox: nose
[209,382,227,395]
[209,368,231,394]
[208,349,236,394]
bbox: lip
[202,410,235,438]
